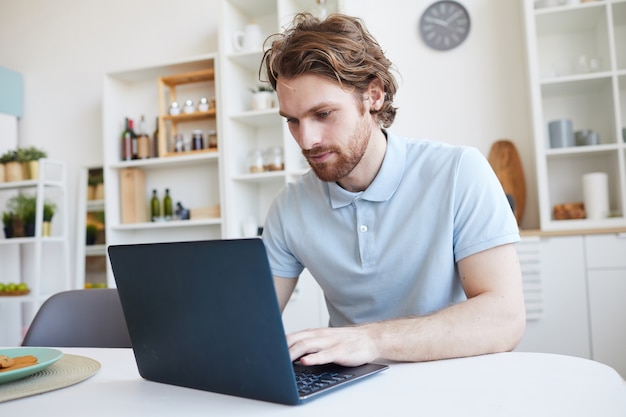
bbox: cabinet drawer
[585,233,626,269]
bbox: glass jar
[173,134,185,153]
[248,149,265,173]
[169,101,180,116]
[264,146,284,171]
[206,130,218,149]
[183,99,195,114]
[198,97,209,112]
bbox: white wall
[0,0,536,286]
[342,0,535,228]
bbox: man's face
[276,74,372,183]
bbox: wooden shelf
[161,109,216,122]
[159,68,214,87]
[157,67,218,158]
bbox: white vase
[252,91,274,110]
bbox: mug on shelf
[232,23,264,52]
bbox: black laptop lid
[108,238,301,405]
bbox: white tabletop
[2,348,625,416]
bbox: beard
[302,116,372,183]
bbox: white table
[2,348,625,416]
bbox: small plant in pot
[250,84,275,110]
[14,195,37,237]
[2,211,15,238]
[88,172,104,201]
[0,149,22,182]
[42,202,56,236]
[6,193,55,237]
[86,224,98,245]
[17,146,47,180]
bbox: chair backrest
[22,288,132,348]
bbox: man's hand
[287,326,380,367]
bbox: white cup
[232,23,264,52]
[252,91,274,110]
[582,172,609,220]
[242,217,258,237]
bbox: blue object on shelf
[0,66,23,118]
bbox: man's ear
[367,78,385,112]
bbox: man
[260,13,525,367]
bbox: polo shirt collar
[328,130,405,208]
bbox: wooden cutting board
[487,140,526,226]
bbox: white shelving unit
[0,159,71,331]
[101,2,340,330]
[523,0,626,231]
[102,54,222,286]
[217,0,342,332]
[75,166,107,289]
[218,0,343,238]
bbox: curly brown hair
[261,13,398,128]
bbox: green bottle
[150,189,160,222]
[163,188,173,220]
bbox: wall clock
[419,1,471,51]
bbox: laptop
[108,238,387,405]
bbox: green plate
[0,347,63,384]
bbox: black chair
[22,288,132,348]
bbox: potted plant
[86,223,98,245]
[250,84,275,110]
[0,149,22,182]
[17,146,47,180]
[0,152,7,183]
[43,202,56,236]
[11,194,37,237]
[6,193,55,237]
[88,172,104,201]
[2,211,14,238]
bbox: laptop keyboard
[294,365,355,397]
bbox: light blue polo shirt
[262,131,519,327]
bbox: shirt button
[359,225,368,232]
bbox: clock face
[419,1,471,51]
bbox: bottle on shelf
[121,118,136,161]
[150,189,161,222]
[163,188,173,220]
[152,117,159,158]
[129,118,138,159]
[191,130,204,151]
[137,115,150,159]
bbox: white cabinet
[585,233,626,377]
[217,0,343,238]
[523,0,626,231]
[0,159,70,341]
[515,235,591,358]
[516,232,626,378]
[75,166,107,289]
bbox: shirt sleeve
[452,147,520,261]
